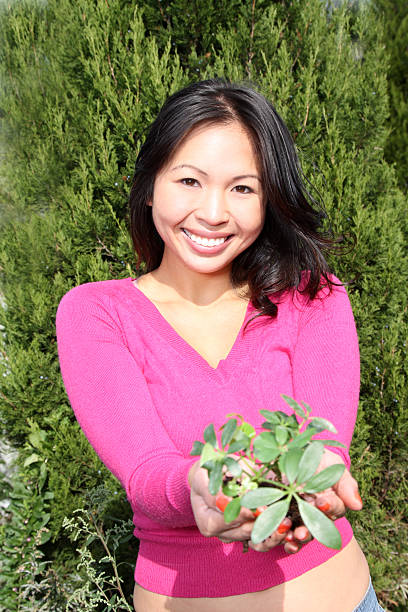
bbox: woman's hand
[285,448,363,553]
[309,448,363,518]
[188,461,293,552]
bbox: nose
[196,187,229,226]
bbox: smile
[182,229,232,247]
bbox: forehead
[164,120,260,170]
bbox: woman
[56,79,383,611]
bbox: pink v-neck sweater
[56,275,360,597]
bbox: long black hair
[129,78,341,326]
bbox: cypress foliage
[372,0,408,191]
[0,1,406,609]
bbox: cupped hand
[310,448,363,518]
[284,448,363,554]
[189,462,292,550]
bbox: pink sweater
[56,275,360,597]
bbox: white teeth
[183,229,228,247]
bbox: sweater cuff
[127,455,198,528]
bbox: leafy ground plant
[191,395,347,550]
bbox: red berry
[215,492,231,512]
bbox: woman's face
[148,120,265,279]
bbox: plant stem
[258,478,288,490]
[88,510,128,602]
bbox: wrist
[187,460,200,488]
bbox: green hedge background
[0,1,407,610]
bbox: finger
[215,519,255,543]
[248,518,292,552]
[284,540,300,554]
[333,470,363,511]
[293,525,312,544]
[283,530,299,554]
[314,493,346,520]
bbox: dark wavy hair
[129,78,342,326]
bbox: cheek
[241,206,265,236]
[151,185,193,229]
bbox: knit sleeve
[291,278,360,469]
[55,284,197,528]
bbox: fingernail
[277,519,291,534]
[297,529,309,541]
[355,492,363,506]
[285,532,294,542]
[316,501,330,512]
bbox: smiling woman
[144,121,265,286]
[55,79,384,612]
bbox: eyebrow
[170,164,260,182]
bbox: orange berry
[215,492,231,512]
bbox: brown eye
[181,178,199,187]
[234,185,252,194]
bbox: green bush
[0,0,407,609]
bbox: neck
[149,261,247,309]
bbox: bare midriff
[132,536,370,612]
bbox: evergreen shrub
[0,1,406,609]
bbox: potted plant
[190,395,348,550]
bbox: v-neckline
[127,277,254,377]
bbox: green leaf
[228,437,250,454]
[199,442,218,467]
[253,432,280,463]
[260,410,281,424]
[241,487,286,509]
[281,448,303,484]
[287,414,300,428]
[251,498,290,544]
[28,427,47,449]
[190,440,204,456]
[296,441,324,484]
[281,394,306,418]
[321,439,346,448]
[300,401,312,416]
[221,419,237,448]
[224,456,242,477]
[23,453,40,467]
[85,534,99,547]
[40,530,52,545]
[297,498,342,549]
[208,461,223,495]
[239,421,256,438]
[203,424,217,447]
[275,425,288,445]
[223,481,241,497]
[40,513,51,528]
[310,417,338,433]
[302,464,346,493]
[287,428,316,449]
[224,497,242,523]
